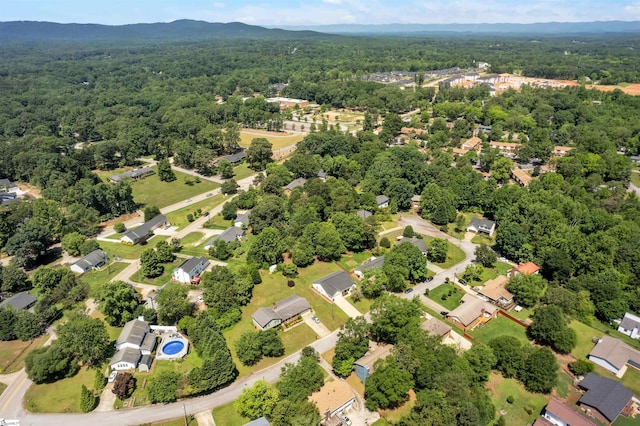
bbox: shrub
[80,385,97,413]
[186,214,194,222]
[287,280,295,287]
[568,360,594,377]
[114,222,126,233]
[380,237,391,248]
[506,395,514,404]
[94,370,106,392]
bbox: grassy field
[232,163,255,181]
[99,235,169,260]
[239,131,303,150]
[471,234,496,246]
[130,258,182,286]
[337,251,372,271]
[129,166,220,209]
[164,194,227,229]
[89,310,122,341]
[475,261,513,285]
[568,320,601,360]
[487,372,549,426]
[180,232,205,246]
[427,283,465,311]
[24,366,95,413]
[469,315,529,345]
[424,238,466,269]
[82,262,129,297]
[614,415,640,426]
[0,334,49,374]
[379,390,416,424]
[212,401,251,426]
[631,171,640,187]
[203,213,234,230]
[223,261,349,377]
[350,295,374,315]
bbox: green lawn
[212,401,251,426]
[232,163,255,181]
[0,382,6,397]
[424,238,466,269]
[445,212,478,239]
[203,213,234,230]
[164,194,227,229]
[379,391,416,424]
[488,373,549,426]
[350,295,374,314]
[130,258,182,286]
[223,261,348,377]
[631,171,640,187]
[144,418,198,426]
[475,261,512,285]
[509,306,534,321]
[614,416,640,426]
[82,262,129,297]
[99,235,169,260]
[239,131,303,150]
[180,232,205,246]
[620,362,640,397]
[569,320,601,360]
[337,251,372,271]
[129,166,220,209]
[89,310,124,341]
[469,315,529,345]
[427,283,465,311]
[371,419,391,426]
[0,334,49,374]
[471,234,496,246]
[24,367,95,413]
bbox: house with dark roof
[203,227,245,250]
[244,417,270,426]
[466,218,496,237]
[312,271,356,301]
[356,209,372,220]
[70,249,108,274]
[0,178,19,193]
[252,295,311,330]
[618,312,640,340]
[0,192,19,206]
[172,256,209,284]
[448,294,498,331]
[354,341,393,384]
[234,211,251,228]
[578,373,634,424]
[0,292,37,311]
[109,167,154,183]
[138,354,153,372]
[120,215,167,245]
[111,318,157,371]
[395,237,428,254]
[354,256,384,279]
[587,335,640,376]
[283,178,306,195]
[316,170,327,181]
[537,398,597,426]
[219,149,246,165]
[376,195,389,208]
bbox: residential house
[312,271,356,301]
[578,373,634,424]
[587,335,640,376]
[70,249,108,274]
[536,398,597,426]
[400,127,427,136]
[0,292,37,311]
[251,295,311,331]
[172,256,209,284]
[376,195,389,208]
[354,256,385,279]
[411,195,421,209]
[466,218,496,237]
[244,418,270,426]
[461,136,482,152]
[356,209,372,220]
[395,237,428,255]
[420,318,452,339]
[508,262,540,277]
[203,227,245,250]
[316,170,328,181]
[308,380,355,424]
[0,178,19,193]
[219,148,246,165]
[234,211,251,228]
[138,354,153,372]
[266,97,309,109]
[489,141,521,156]
[110,318,157,371]
[0,192,19,206]
[512,167,533,186]
[478,275,514,308]
[618,312,640,340]
[448,294,498,331]
[284,177,306,195]
[553,146,574,157]
[120,215,167,245]
[477,125,492,134]
[108,167,153,183]
[354,341,394,384]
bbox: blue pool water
[162,340,185,355]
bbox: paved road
[628,182,640,197]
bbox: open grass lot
[509,306,534,321]
[144,418,198,426]
[569,320,601,360]
[212,401,250,426]
[631,171,640,187]
[614,415,640,426]
[239,131,303,150]
[337,250,372,271]
[130,258,182,286]
[487,372,549,426]
[471,234,496,246]
[371,419,391,426]
[424,237,466,269]
[379,390,416,424]
[99,235,169,260]
[427,283,465,311]
[24,366,95,413]
[620,363,640,397]
[0,382,6,397]
[89,310,123,341]
[232,163,255,181]
[0,334,48,374]
[475,261,513,285]
[350,295,374,314]
[164,194,227,229]
[203,213,233,230]
[445,212,478,239]
[180,232,205,246]
[129,166,220,209]
[82,262,129,297]
[469,315,529,345]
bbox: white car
[108,371,118,383]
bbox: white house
[618,312,640,340]
[376,195,389,208]
[466,218,496,237]
[110,318,157,371]
[172,256,209,284]
[70,249,108,274]
[587,335,640,376]
[354,256,384,279]
[110,347,141,371]
[312,271,356,301]
[234,211,251,229]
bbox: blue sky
[2,0,640,26]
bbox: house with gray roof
[587,335,640,376]
[0,192,19,206]
[138,354,153,372]
[252,295,311,330]
[284,178,306,194]
[244,417,270,426]
[120,215,167,245]
[316,170,327,181]
[70,249,108,274]
[110,347,141,371]
[219,149,246,164]
[0,292,37,311]
[116,318,150,351]
[111,318,157,371]
[357,209,372,220]
[396,237,428,254]
[466,218,496,237]
[312,271,356,301]
[172,256,209,284]
[203,227,245,250]
[108,167,153,183]
[234,211,251,228]
[578,373,633,424]
[618,312,640,340]
[354,256,385,279]
[376,195,389,208]
[0,178,19,193]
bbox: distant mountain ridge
[276,21,640,34]
[0,20,324,41]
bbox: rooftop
[355,256,385,272]
[252,295,311,328]
[308,380,355,417]
[588,335,640,371]
[376,195,389,205]
[235,211,251,225]
[176,256,209,273]
[620,312,640,330]
[221,148,246,163]
[396,237,428,253]
[512,168,533,185]
[207,226,245,244]
[478,275,513,303]
[468,218,496,230]
[420,318,452,337]
[122,215,166,241]
[314,271,355,296]
[71,249,107,271]
[0,292,37,310]
[511,262,540,275]
[284,177,307,191]
[356,209,372,219]
[110,346,141,366]
[355,341,393,370]
[544,397,597,426]
[116,318,149,347]
[579,373,633,422]
[449,293,497,327]
[109,167,153,182]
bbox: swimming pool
[156,333,189,360]
[162,340,185,355]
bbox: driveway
[333,296,362,319]
[302,312,331,338]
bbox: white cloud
[322,0,343,4]
[212,2,225,8]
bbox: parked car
[206,193,213,197]
[312,316,320,323]
[108,371,118,383]
[440,311,449,317]
[425,276,434,283]
[458,278,467,286]
[404,288,414,294]
[203,212,209,217]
